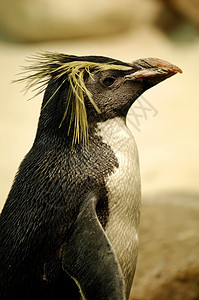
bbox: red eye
[103,77,116,87]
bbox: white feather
[97,117,141,297]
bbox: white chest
[97,117,141,296]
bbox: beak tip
[176,67,183,74]
[156,61,183,74]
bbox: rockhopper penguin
[0,53,182,300]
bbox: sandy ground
[0,25,199,210]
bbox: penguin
[0,53,182,300]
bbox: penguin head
[20,53,182,145]
[84,57,182,122]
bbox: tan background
[0,0,199,299]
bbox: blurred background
[0,0,199,299]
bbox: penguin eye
[102,77,116,87]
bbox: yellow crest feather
[18,51,132,145]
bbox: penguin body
[0,53,182,299]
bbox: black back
[0,78,119,299]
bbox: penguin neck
[96,116,132,144]
[32,111,101,149]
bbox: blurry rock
[167,0,199,28]
[0,0,162,42]
[131,192,199,300]
[156,0,199,43]
[151,266,199,300]
[155,2,183,34]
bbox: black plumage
[0,53,182,300]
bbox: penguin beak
[125,58,182,85]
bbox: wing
[62,192,125,300]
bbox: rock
[155,0,199,43]
[130,192,199,300]
[0,0,162,42]
[168,0,199,28]
[151,266,199,300]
